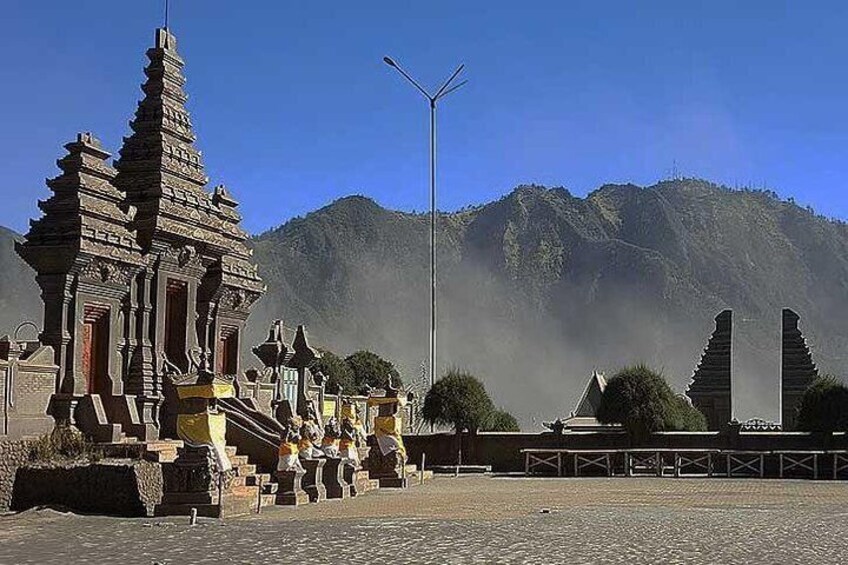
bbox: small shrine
[366,378,412,488]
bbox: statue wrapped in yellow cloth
[298,403,325,459]
[321,417,341,458]
[278,416,305,472]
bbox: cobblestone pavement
[2,476,848,564]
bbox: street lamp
[383,56,466,410]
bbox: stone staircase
[154,444,277,518]
[225,446,278,508]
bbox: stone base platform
[301,459,327,503]
[274,469,310,506]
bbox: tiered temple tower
[780,308,818,430]
[17,28,264,441]
[17,133,145,428]
[686,310,732,430]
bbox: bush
[29,427,102,463]
[597,364,706,442]
[423,370,494,432]
[483,408,520,432]
[345,350,402,390]
[796,376,848,432]
[665,394,708,432]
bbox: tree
[596,364,706,442]
[423,370,494,432]
[796,376,848,432]
[483,408,520,432]
[345,350,401,390]
[313,350,356,394]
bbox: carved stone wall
[781,308,819,430]
[686,310,732,430]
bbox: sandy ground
[2,476,847,564]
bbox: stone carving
[252,320,288,376]
[219,287,259,313]
[79,259,133,285]
[543,418,566,434]
[161,245,202,269]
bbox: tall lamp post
[383,56,466,414]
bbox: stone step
[143,450,178,464]
[260,494,277,508]
[245,473,272,486]
[235,464,257,477]
[275,489,310,506]
[155,489,260,519]
[225,446,238,457]
[146,440,184,451]
[229,455,250,467]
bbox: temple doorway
[164,279,188,372]
[217,325,239,375]
[82,304,110,396]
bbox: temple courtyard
[1,476,846,564]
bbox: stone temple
[0,27,425,517]
[16,28,265,443]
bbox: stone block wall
[0,439,35,511]
[10,460,163,516]
[4,370,55,438]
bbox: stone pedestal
[366,434,407,488]
[301,459,326,503]
[274,469,309,506]
[344,462,377,496]
[156,445,236,518]
[321,458,350,499]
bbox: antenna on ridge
[164,0,170,30]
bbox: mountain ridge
[2,178,847,425]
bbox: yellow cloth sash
[177,412,231,472]
[279,442,299,456]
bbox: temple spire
[114,27,241,252]
[113,25,264,300]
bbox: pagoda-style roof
[571,371,606,418]
[18,132,143,273]
[114,29,258,265]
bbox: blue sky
[3,1,848,234]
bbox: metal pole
[382,57,465,431]
[429,99,437,429]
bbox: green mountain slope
[0,226,40,336]
[3,179,847,424]
[249,180,848,424]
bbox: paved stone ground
[1,476,848,564]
